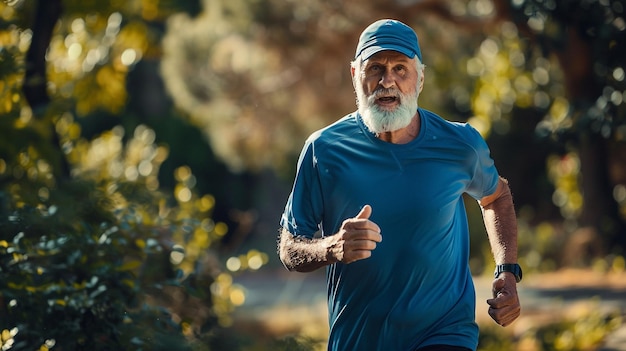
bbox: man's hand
[487,273,521,326]
[330,205,382,264]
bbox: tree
[0,0,256,349]
[498,0,626,255]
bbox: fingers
[488,299,520,326]
[487,277,521,326]
[355,204,372,219]
[344,235,379,252]
[491,276,506,298]
[345,205,381,235]
[338,205,382,264]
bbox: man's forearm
[278,228,338,272]
[481,180,518,265]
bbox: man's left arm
[479,176,521,327]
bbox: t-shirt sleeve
[465,124,499,200]
[280,137,324,238]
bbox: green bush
[0,180,205,350]
[477,306,622,351]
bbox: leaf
[121,279,135,288]
[12,231,24,244]
[116,260,142,271]
[1,329,11,342]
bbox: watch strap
[494,263,522,282]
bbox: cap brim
[360,44,414,61]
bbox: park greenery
[0,0,625,350]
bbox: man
[278,19,521,351]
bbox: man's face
[353,51,423,134]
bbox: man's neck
[376,112,421,144]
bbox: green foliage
[527,308,621,351]
[477,306,621,351]
[0,178,200,350]
[265,335,322,351]
[503,0,626,139]
[0,1,277,349]
[477,325,516,351]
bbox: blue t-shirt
[280,108,499,351]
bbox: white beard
[356,85,419,134]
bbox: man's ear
[418,67,425,93]
[350,66,357,89]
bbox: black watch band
[494,263,522,283]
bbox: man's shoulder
[306,112,360,145]
[421,109,470,130]
[421,109,483,142]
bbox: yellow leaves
[116,21,149,60]
[225,249,268,272]
[214,222,228,237]
[73,65,127,115]
[142,0,159,21]
[135,238,146,249]
[7,282,37,293]
[121,278,136,289]
[548,97,571,126]
[44,11,153,116]
[229,286,245,307]
[1,329,12,342]
[468,28,564,137]
[0,2,16,20]
[181,321,193,336]
[0,327,18,350]
[37,339,56,351]
[175,184,192,203]
[192,229,209,249]
[612,255,626,273]
[116,260,142,271]
[210,272,245,326]
[547,153,582,218]
[11,252,24,264]
[3,97,12,114]
[72,124,166,186]
[198,195,215,212]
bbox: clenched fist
[330,205,382,264]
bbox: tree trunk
[22,0,70,179]
[23,0,62,110]
[556,27,626,254]
[578,132,626,252]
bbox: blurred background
[0,0,625,350]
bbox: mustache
[371,87,401,100]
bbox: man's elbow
[278,246,298,272]
[277,228,299,271]
[479,177,512,209]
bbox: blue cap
[355,19,422,62]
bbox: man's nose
[379,71,396,89]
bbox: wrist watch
[494,263,522,283]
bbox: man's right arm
[278,204,382,272]
[278,228,341,272]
